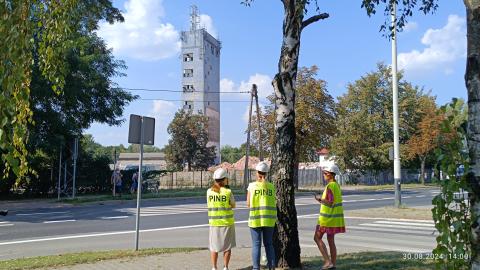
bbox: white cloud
[148,100,176,146]
[403,21,418,33]
[150,100,176,118]
[398,15,466,75]
[239,74,274,99]
[200,14,217,38]
[97,0,181,61]
[221,74,274,100]
[220,78,235,93]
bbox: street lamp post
[391,1,402,207]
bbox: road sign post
[128,114,155,251]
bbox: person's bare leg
[327,234,337,266]
[223,250,231,269]
[210,251,218,269]
[314,230,331,268]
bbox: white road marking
[344,216,433,223]
[402,196,412,199]
[17,211,69,216]
[0,214,306,246]
[0,224,14,227]
[359,223,435,231]
[347,225,436,235]
[43,220,76,224]
[373,221,435,227]
[100,216,128,220]
[343,198,393,203]
[297,215,434,223]
[416,195,426,198]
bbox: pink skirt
[316,225,346,235]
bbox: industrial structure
[180,5,221,164]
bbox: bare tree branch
[301,13,329,30]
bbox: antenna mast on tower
[190,5,200,31]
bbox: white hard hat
[323,164,340,175]
[213,168,228,180]
[255,161,269,173]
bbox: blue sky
[87,0,467,149]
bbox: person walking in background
[247,161,276,270]
[111,168,123,197]
[207,168,236,270]
[314,164,345,270]
[130,172,138,195]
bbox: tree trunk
[464,1,480,269]
[420,156,426,185]
[271,2,304,268]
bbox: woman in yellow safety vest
[247,161,276,270]
[314,164,346,270]
[207,168,236,270]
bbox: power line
[117,87,250,94]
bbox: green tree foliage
[250,66,336,162]
[432,98,470,269]
[75,134,112,192]
[121,144,163,153]
[361,2,480,267]
[404,96,442,184]
[0,0,127,180]
[0,1,134,195]
[165,110,216,171]
[1,1,77,179]
[361,0,438,34]
[331,63,432,173]
[220,145,243,164]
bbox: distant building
[180,5,221,164]
[115,153,166,171]
[318,148,336,169]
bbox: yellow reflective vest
[248,181,277,228]
[318,181,345,228]
[207,187,234,226]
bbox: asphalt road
[0,188,439,260]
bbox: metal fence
[153,168,437,189]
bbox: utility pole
[72,138,78,199]
[253,84,263,161]
[391,1,402,207]
[57,147,62,200]
[113,148,117,197]
[244,86,254,189]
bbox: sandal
[321,265,334,270]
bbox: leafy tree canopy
[165,110,216,171]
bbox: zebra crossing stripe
[359,223,436,231]
[347,225,436,235]
[373,221,435,227]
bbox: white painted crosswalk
[0,221,14,227]
[326,218,437,253]
[349,218,437,236]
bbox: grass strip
[303,251,436,270]
[0,247,204,270]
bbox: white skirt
[209,225,236,252]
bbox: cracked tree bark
[466,1,480,269]
[271,1,328,268]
